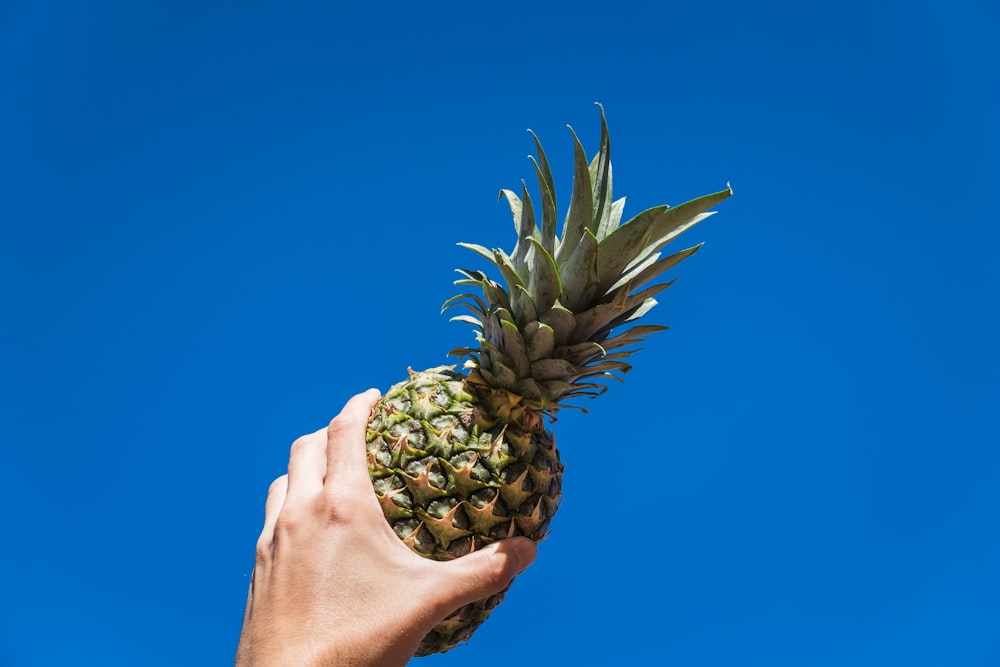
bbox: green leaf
[510,181,537,278]
[492,306,515,326]
[481,280,512,313]
[555,126,594,267]
[511,284,537,324]
[539,302,575,345]
[591,204,666,286]
[498,189,522,235]
[524,321,555,361]
[529,130,558,256]
[595,186,731,295]
[628,212,714,272]
[530,358,580,381]
[559,228,599,312]
[453,268,488,284]
[578,360,633,376]
[602,277,677,312]
[591,103,613,240]
[611,298,658,328]
[457,242,497,265]
[441,293,489,316]
[599,324,668,351]
[499,319,530,375]
[607,197,626,233]
[487,357,518,391]
[443,301,486,321]
[538,380,579,400]
[492,248,526,299]
[514,378,544,402]
[449,314,482,328]
[557,340,607,365]
[617,245,701,294]
[527,238,561,314]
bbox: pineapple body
[366,366,563,655]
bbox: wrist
[236,639,324,667]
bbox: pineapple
[365,106,730,655]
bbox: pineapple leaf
[527,238,561,315]
[603,277,677,312]
[559,228,599,312]
[510,181,537,278]
[453,268,488,283]
[499,319,530,375]
[528,130,558,256]
[511,284,538,324]
[492,306,516,326]
[599,324,669,352]
[443,301,487,320]
[608,197,626,232]
[539,302,575,346]
[492,248,527,298]
[593,297,662,340]
[568,287,631,344]
[557,340,607,365]
[446,346,478,360]
[457,242,497,265]
[449,314,483,328]
[514,377,544,402]
[579,359,633,376]
[481,338,515,371]
[595,186,731,295]
[524,321,555,362]
[499,189,522,236]
[627,212,714,274]
[530,358,580,381]
[539,380,587,400]
[481,281,513,314]
[614,297,658,326]
[490,359,518,391]
[590,103,613,240]
[600,349,641,361]
[555,126,594,267]
[441,293,489,316]
[592,203,666,286]
[617,246,700,294]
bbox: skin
[236,388,537,667]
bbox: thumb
[431,538,538,610]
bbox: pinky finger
[256,475,288,561]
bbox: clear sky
[2,1,998,665]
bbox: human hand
[235,389,537,667]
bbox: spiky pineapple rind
[366,366,563,654]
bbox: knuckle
[268,475,288,496]
[289,434,312,457]
[273,506,301,535]
[254,534,273,564]
[483,554,511,587]
[326,413,359,439]
[316,486,368,524]
[475,544,519,591]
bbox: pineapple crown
[445,105,731,413]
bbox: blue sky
[2,1,998,665]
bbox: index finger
[324,388,380,491]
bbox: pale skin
[236,388,537,667]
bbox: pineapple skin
[366,365,563,655]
